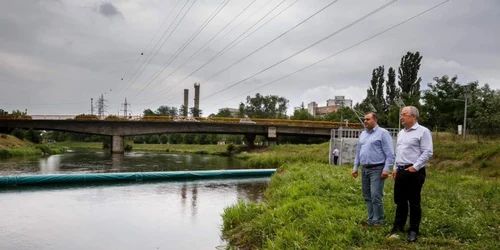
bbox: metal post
[463,84,471,140]
[463,96,468,140]
[398,107,401,132]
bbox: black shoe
[407,231,417,242]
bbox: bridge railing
[1,114,364,128]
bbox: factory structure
[182,83,201,117]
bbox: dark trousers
[393,167,426,233]
[333,156,338,165]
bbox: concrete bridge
[0,118,362,153]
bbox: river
[0,150,269,249]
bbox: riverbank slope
[0,134,67,159]
[222,141,500,249]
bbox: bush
[227,143,235,155]
[0,149,12,159]
[25,128,42,143]
[11,129,25,140]
[124,143,133,152]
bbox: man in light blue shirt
[389,106,433,242]
[352,112,394,226]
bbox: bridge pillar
[244,134,256,149]
[111,135,125,154]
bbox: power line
[130,0,231,102]
[202,0,399,101]
[147,0,288,104]
[149,0,298,102]
[216,0,452,106]
[113,0,183,99]
[199,0,332,85]
[118,0,196,98]
[135,0,258,101]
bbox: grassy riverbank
[0,134,67,159]
[222,141,500,249]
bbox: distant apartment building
[304,96,353,117]
[218,108,239,117]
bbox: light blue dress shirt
[353,125,395,172]
[394,122,433,171]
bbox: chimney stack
[194,83,200,112]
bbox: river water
[0,150,269,249]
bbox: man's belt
[363,163,384,169]
[397,164,413,170]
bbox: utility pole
[463,85,472,140]
[121,98,131,119]
[96,94,107,119]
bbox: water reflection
[39,155,61,174]
[0,178,269,250]
[0,150,254,175]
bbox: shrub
[227,143,235,155]
[0,149,11,159]
[11,129,25,140]
[124,143,133,152]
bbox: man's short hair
[366,112,378,121]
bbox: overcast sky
[1,0,498,116]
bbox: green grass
[237,143,330,168]
[56,141,230,155]
[0,134,68,159]
[222,141,500,250]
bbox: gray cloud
[98,2,122,18]
[0,0,499,116]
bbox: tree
[386,67,398,106]
[291,109,315,121]
[143,109,155,116]
[189,107,202,117]
[215,109,233,117]
[179,105,188,117]
[25,129,42,143]
[241,93,289,119]
[0,109,7,115]
[421,76,478,129]
[398,51,422,106]
[159,134,169,144]
[156,106,178,116]
[468,83,500,133]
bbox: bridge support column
[244,134,256,149]
[111,135,125,154]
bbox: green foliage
[291,109,315,121]
[11,129,25,140]
[179,105,188,117]
[124,143,133,152]
[148,135,160,144]
[469,84,500,131]
[226,143,235,155]
[422,76,478,129]
[0,109,8,115]
[385,67,398,106]
[398,51,422,107]
[189,107,202,117]
[25,128,42,143]
[0,148,12,158]
[222,162,500,250]
[159,134,169,144]
[240,93,288,119]
[156,105,178,116]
